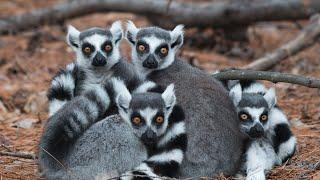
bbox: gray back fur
[147,59,246,177]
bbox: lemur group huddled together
[39,21,296,180]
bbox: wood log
[1,0,320,34]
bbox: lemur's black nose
[92,52,107,66]
[249,124,264,138]
[141,128,157,145]
[143,55,158,69]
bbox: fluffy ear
[162,84,176,109]
[264,87,277,108]
[125,21,139,45]
[66,25,80,50]
[170,24,184,50]
[229,84,242,106]
[110,20,123,44]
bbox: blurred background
[0,0,319,179]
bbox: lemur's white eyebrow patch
[142,36,166,53]
[139,107,158,126]
[83,34,108,50]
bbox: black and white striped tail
[121,105,187,180]
[47,63,76,116]
[56,83,110,140]
[269,107,296,163]
[39,83,111,171]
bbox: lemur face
[229,84,276,138]
[125,21,184,74]
[116,84,176,145]
[66,21,123,69]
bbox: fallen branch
[0,151,37,160]
[1,0,320,34]
[213,70,320,88]
[244,14,320,70]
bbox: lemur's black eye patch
[238,111,252,121]
[101,41,113,54]
[136,41,149,54]
[156,44,169,58]
[131,111,145,127]
[82,43,95,56]
[153,111,165,127]
[260,110,269,123]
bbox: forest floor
[0,0,319,179]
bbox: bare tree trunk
[244,14,320,70]
[213,70,320,88]
[1,0,320,34]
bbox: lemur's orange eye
[84,47,91,54]
[155,116,164,124]
[132,117,141,125]
[260,115,268,121]
[138,45,145,52]
[105,44,112,52]
[160,47,168,54]
[240,114,248,121]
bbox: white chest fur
[81,68,114,92]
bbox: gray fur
[40,115,147,180]
[238,93,269,108]
[147,59,245,177]
[130,93,165,110]
[136,27,171,41]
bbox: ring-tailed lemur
[116,83,187,179]
[228,81,296,180]
[47,21,145,116]
[125,21,246,177]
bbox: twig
[213,70,320,88]
[1,144,12,152]
[1,0,320,34]
[0,151,37,159]
[245,14,320,70]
